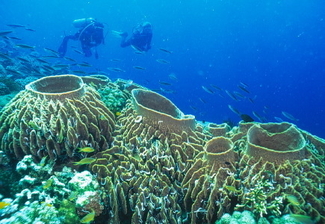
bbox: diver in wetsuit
[58,17,104,58]
[120,22,152,52]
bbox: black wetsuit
[120,27,152,52]
[58,21,104,58]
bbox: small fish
[63,56,76,62]
[0,30,13,36]
[17,57,30,63]
[274,116,284,122]
[43,179,53,189]
[252,111,266,122]
[210,84,222,91]
[28,121,40,130]
[238,85,250,93]
[109,58,122,62]
[168,73,178,80]
[202,86,214,94]
[15,44,35,49]
[224,185,239,192]
[107,67,126,73]
[159,81,172,86]
[239,82,249,88]
[115,112,121,116]
[134,50,145,54]
[156,59,170,64]
[0,53,12,60]
[282,111,299,122]
[78,62,92,67]
[43,55,60,58]
[133,66,146,70]
[5,68,23,76]
[41,202,53,207]
[225,90,238,101]
[42,65,56,71]
[39,156,48,167]
[80,209,96,223]
[25,28,36,32]
[78,147,95,153]
[74,157,96,165]
[6,24,25,28]
[0,201,10,209]
[73,49,84,55]
[228,105,241,116]
[159,48,172,54]
[198,98,206,104]
[36,58,49,64]
[233,91,245,99]
[53,64,70,69]
[286,194,300,206]
[131,45,144,53]
[290,214,314,224]
[44,47,59,54]
[159,88,175,94]
[8,36,22,40]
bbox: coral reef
[0,74,115,162]
[0,77,324,223]
[0,155,104,223]
[97,80,129,115]
[216,211,256,224]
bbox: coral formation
[0,155,104,223]
[131,88,196,135]
[0,74,115,162]
[246,123,306,163]
[0,77,324,224]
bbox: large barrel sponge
[0,74,115,162]
[204,136,235,167]
[131,89,196,134]
[246,122,306,163]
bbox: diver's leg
[82,44,92,57]
[58,35,74,57]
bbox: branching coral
[236,175,283,218]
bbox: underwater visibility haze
[0,1,324,224]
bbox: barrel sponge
[207,123,231,137]
[0,74,115,162]
[131,88,196,134]
[246,122,306,163]
[25,74,85,100]
[204,137,235,167]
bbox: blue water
[1,0,325,138]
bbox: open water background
[1,0,324,138]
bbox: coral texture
[1,77,324,224]
[246,123,306,163]
[131,88,196,135]
[0,74,115,161]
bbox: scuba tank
[73,17,95,28]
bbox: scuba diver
[117,22,152,52]
[58,17,104,58]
